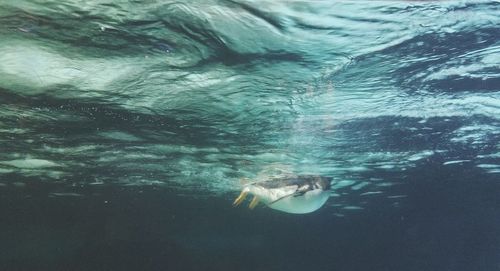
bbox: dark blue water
[0,1,499,270]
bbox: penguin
[233,175,331,214]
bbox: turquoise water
[0,1,499,270]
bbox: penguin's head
[316,176,332,191]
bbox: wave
[0,1,498,205]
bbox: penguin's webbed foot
[233,191,248,207]
[248,196,260,210]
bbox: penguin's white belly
[266,189,330,214]
[234,176,333,214]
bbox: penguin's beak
[233,191,248,206]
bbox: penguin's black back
[256,175,331,190]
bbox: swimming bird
[233,175,331,214]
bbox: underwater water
[0,0,499,270]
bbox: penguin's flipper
[268,191,301,205]
[233,191,248,207]
[294,184,312,196]
[268,185,311,205]
[248,196,260,210]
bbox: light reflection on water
[0,1,500,270]
[0,0,498,207]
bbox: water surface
[0,1,499,270]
